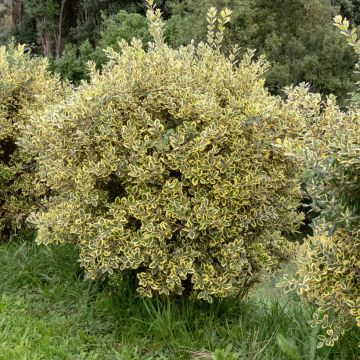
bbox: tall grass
[0,240,358,359]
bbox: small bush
[287,229,359,348]
[0,43,66,239]
[24,1,304,301]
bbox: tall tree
[54,0,66,57]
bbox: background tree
[0,0,12,43]
[51,10,150,84]
[11,0,23,26]
[8,1,145,56]
[331,0,360,25]
[166,0,359,104]
[1,0,360,103]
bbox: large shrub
[0,43,66,239]
[24,1,305,301]
[282,17,360,347]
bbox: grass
[0,240,358,360]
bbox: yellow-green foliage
[0,44,66,238]
[334,15,360,104]
[23,2,304,301]
[286,229,359,348]
[281,61,360,346]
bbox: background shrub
[24,2,305,301]
[0,43,66,239]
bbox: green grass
[0,240,358,360]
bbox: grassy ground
[0,240,358,360]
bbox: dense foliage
[282,17,360,347]
[0,0,358,349]
[0,44,66,239]
[21,3,306,301]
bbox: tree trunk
[41,31,51,57]
[37,17,51,57]
[12,0,24,26]
[55,0,67,58]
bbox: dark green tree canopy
[1,0,359,102]
[167,0,359,103]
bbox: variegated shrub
[23,1,305,301]
[0,44,66,239]
[281,16,360,347]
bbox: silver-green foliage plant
[280,16,360,347]
[23,1,305,301]
[334,15,360,104]
[0,43,67,238]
